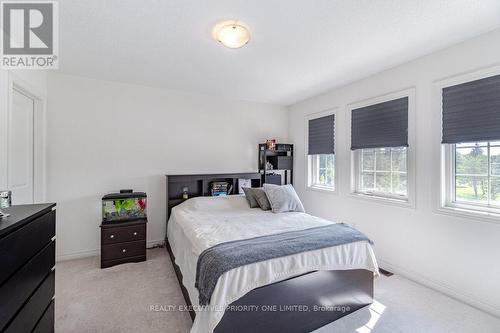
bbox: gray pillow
[263,184,305,213]
[252,188,272,210]
[242,187,259,208]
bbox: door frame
[0,71,47,203]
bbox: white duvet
[166,195,379,333]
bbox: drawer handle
[133,232,138,236]
[110,235,114,239]
[122,249,126,253]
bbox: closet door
[8,89,35,204]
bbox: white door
[8,89,34,204]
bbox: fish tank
[102,190,147,223]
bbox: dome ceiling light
[212,20,250,49]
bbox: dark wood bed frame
[165,173,374,333]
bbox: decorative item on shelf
[238,179,251,194]
[182,187,189,200]
[102,189,147,223]
[266,139,276,150]
[266,161,274,170]
[276,143,292,152]
[0,190,12,208]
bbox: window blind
[308,114,335,155]
[442,74,500,144]
[351,97,408,150]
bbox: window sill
[306,185,337,195]
[436,205,500,224]
[349,192,414,209]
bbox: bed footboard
[214,269,374,333]
[166,241,373,333]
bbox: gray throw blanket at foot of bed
[195,223,373,305]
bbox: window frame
[436,65,500,223]
[348,88,416,208]
[305,108,338,194]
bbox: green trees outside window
[455,142,500,206]
[310,154,335,189]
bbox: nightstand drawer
[101,240,146,261]
[101,255,146,269]
[101,224,146,245]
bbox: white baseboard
[378,258,500,318]
[56,239,165,262]
[56,248,99,262]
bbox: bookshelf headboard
[165,172,261,226]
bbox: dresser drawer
[32,300,54,333]
[0,210,55,285]
[101,240,146,261]
[5,270,55,333]
[101,223,146,245]
[0,240,55,331]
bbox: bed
[165,173,379,333]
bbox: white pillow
[263,184,305,213]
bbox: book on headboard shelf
[211,181,232,196]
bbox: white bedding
[166,195,379,333]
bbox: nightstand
[100,219,146,268]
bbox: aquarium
[102,190,147,223]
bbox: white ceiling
[59,0,500,105]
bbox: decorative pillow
[252,188,272,210]
[263,184,305,213]
[242,187,260,208]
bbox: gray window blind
[442,74,500,144]
[351,97,408,150]
[308,114,335,155]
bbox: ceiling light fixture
[212,20,250,49]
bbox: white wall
[288,28,500,317]
[46,73,288,260]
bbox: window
[358,147,407,197]
[446,142,500,213]
[306,112,335,191]
[309,154,335,189]
[350,94,411,203]
[440,72,500,218]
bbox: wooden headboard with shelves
[165,172,261,229]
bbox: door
[8,89,34,204]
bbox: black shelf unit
[258,143,293,185]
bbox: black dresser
[0,204,56,333]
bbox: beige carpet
[55,248,191,333]
[56,248,500,333]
